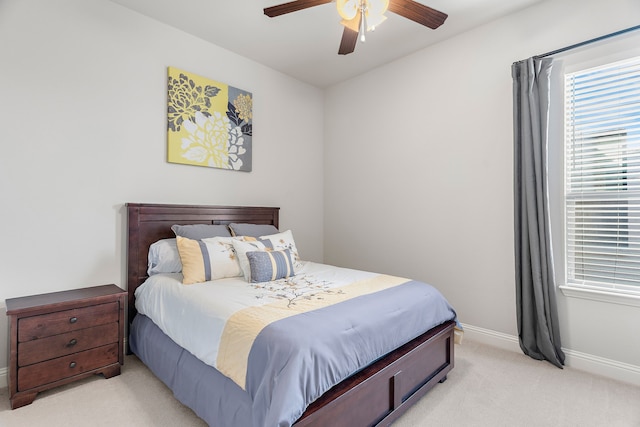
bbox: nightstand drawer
[18,301,119,342]
[18,322,119,366]
[17,342,119,391]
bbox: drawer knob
[69,317,78,324]
[67,338,78,347]
[69,362,77,369]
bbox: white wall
[0,0,324,381]
[324,0,640,380]
[1,0,638,391]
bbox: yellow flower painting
[167,67,252,171]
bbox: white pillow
[259,229,303,270]
[231,238,268,281]
[148,239,182,276]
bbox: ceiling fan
[264,0,448,55]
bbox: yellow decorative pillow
[176,236,242,285]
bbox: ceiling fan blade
[338,26,359,55]
[264,0,333,17]
[388,0,448,29]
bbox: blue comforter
[133,265,457,427]
[246,279,456,426]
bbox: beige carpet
[1,340,638,427]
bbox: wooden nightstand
[6,284,126,409]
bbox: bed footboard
[294,320,455,427]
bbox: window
[564,56,640,299]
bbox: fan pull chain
[360,1,367,42]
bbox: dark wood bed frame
[126,203,455,427]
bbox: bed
[126,203,457,427]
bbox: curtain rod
[534,24,640,59]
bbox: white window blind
[564,56,640,294]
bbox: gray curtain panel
[512,57,565,369]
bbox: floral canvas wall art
[167,67,252,171]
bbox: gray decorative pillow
[246,249,295,283]
[229,223,279,238]
[171,224,232,240]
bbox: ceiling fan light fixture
[337,0,388,33]
[366,0,389,30]
[336,0,359,20]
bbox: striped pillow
[231,238,270,281]
[176,236,242,284]
[246,249,295,283]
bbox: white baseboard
[562,348,640,386]
[460,323,521,352]
[460,322,640,387]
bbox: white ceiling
[110,0,542,88]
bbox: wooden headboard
[126,203,280,323]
